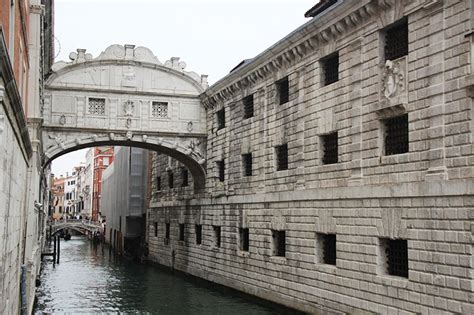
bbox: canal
[35,236,297,314]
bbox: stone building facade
[148,1,474,314]
[0,0,54,313]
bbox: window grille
[217,108,225,130]
[165,223,170,240]
[322,234,336,265]
[239,228,249,251]
[385,18,408,61]
[195,224,202,245]
[181,168,189,187]
[179,224,185,241]
[154,222,158,237]
[168,170,174,188]
[272,230,286,257]
[217,160,225,182]
[276,77,289,105]
[276,144,288,171]
[243,94,254,119]
[88,98,105,115]
[156,176,161,191]
[384,114,408,155]
[386,239,408,278]
[242,153,252,177]
[322,52,339,86]
[152,101,168,118]
[213,226,221,248]
[322,132,338,164]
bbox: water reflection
[35,236,297,314]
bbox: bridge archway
[42,44,208,191]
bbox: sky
[51,0,316,177]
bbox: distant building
[82,148,94,217]
[102,147,148,256]
[64,172,77,215]
[92,146,114,221]
[51,176,65,219]
[74,164,86,216]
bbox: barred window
[165,222,170,240]
[195,224,202,245]
[275,144,288,171]
[179,223,185,241]
[217,108,225,130]
[168,170,174,189]
[384,18,408,61]
[322,132,338,164]
[242,153,252,177]
[213,226,221,248]
[88,98,105,115]
[152,101,168,118]
[272,230,286,257]
[181,168,189,187]
[383,238,409,278]
[217,160,225,182]
[154,222,158,237]
[243,94,254,119]
[239,228,249,251]
[384,114,408,155]
[276,77,289,105]
[156,176,161,191]
[318,233,336,265]
[321,52,339,86]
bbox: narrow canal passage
[35,236,296,314]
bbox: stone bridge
[48,219,102,236]
[42,44,209,191]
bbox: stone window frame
[195,224,203,245]
[275,76,290,105]
[181,167,189,187]
[378,238,409,279]
[275,143,289,171]
[320,131,339,165]
[179,223,185,242]
[239,227,250,252]
[380,113,409,156]
[216,107,225,130]
[87,96,107,116]
[242,153,253,177]
[271,229,286,257]
[242,94,254,119]
[164,222,170,245]
[316,233,337,266]
[216,159,225,182]
[167,170,174,189]
[383,17,409,62]
[320,51,339,87]
[154,221,158,237]
[213,225,221,249]
[150,100,170,119]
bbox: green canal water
[35,236,299,314]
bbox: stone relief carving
[123,100,135,116]
[186,121,193,132]
[382,60,405,99]
[126,117,132,129]
[122,67,136,87]
[125,131,133,140]
[186,140,203,158]
[48,134,65,150]
[59,115,66,125]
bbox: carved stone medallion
[382,60,404,99]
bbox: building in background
[82,148,94,217]
[0,0,54,313]
[102,147,148,257]
[64,172,77,215]
[92,146,114,221]
[74,164,86,216]
[51,176,65,219]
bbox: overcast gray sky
[51,0,316,177]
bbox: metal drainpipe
[20,264,27,315]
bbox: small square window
[321,52,339,86]
[275,144,288,171]
[88,97,106,115]
[317,233,336,265]
[272,230,286,257]
[156,176,161,191]
[217,108,225,130]
[168,170,174,188]
[384,114,408,155]
[181,168,189,187]
[195,224,202,245]
[179,223,185,242]
[239,228,249,251]
[381,238,408,278]
[242,153,252,177]
[154,221,158,237]
[384,18,408,61]
[276,77,289,105]
[213,226,221,248]
[151,101,168,118]
[217,160,225,182]
[243,94,254,119]
[321,132,338,164]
